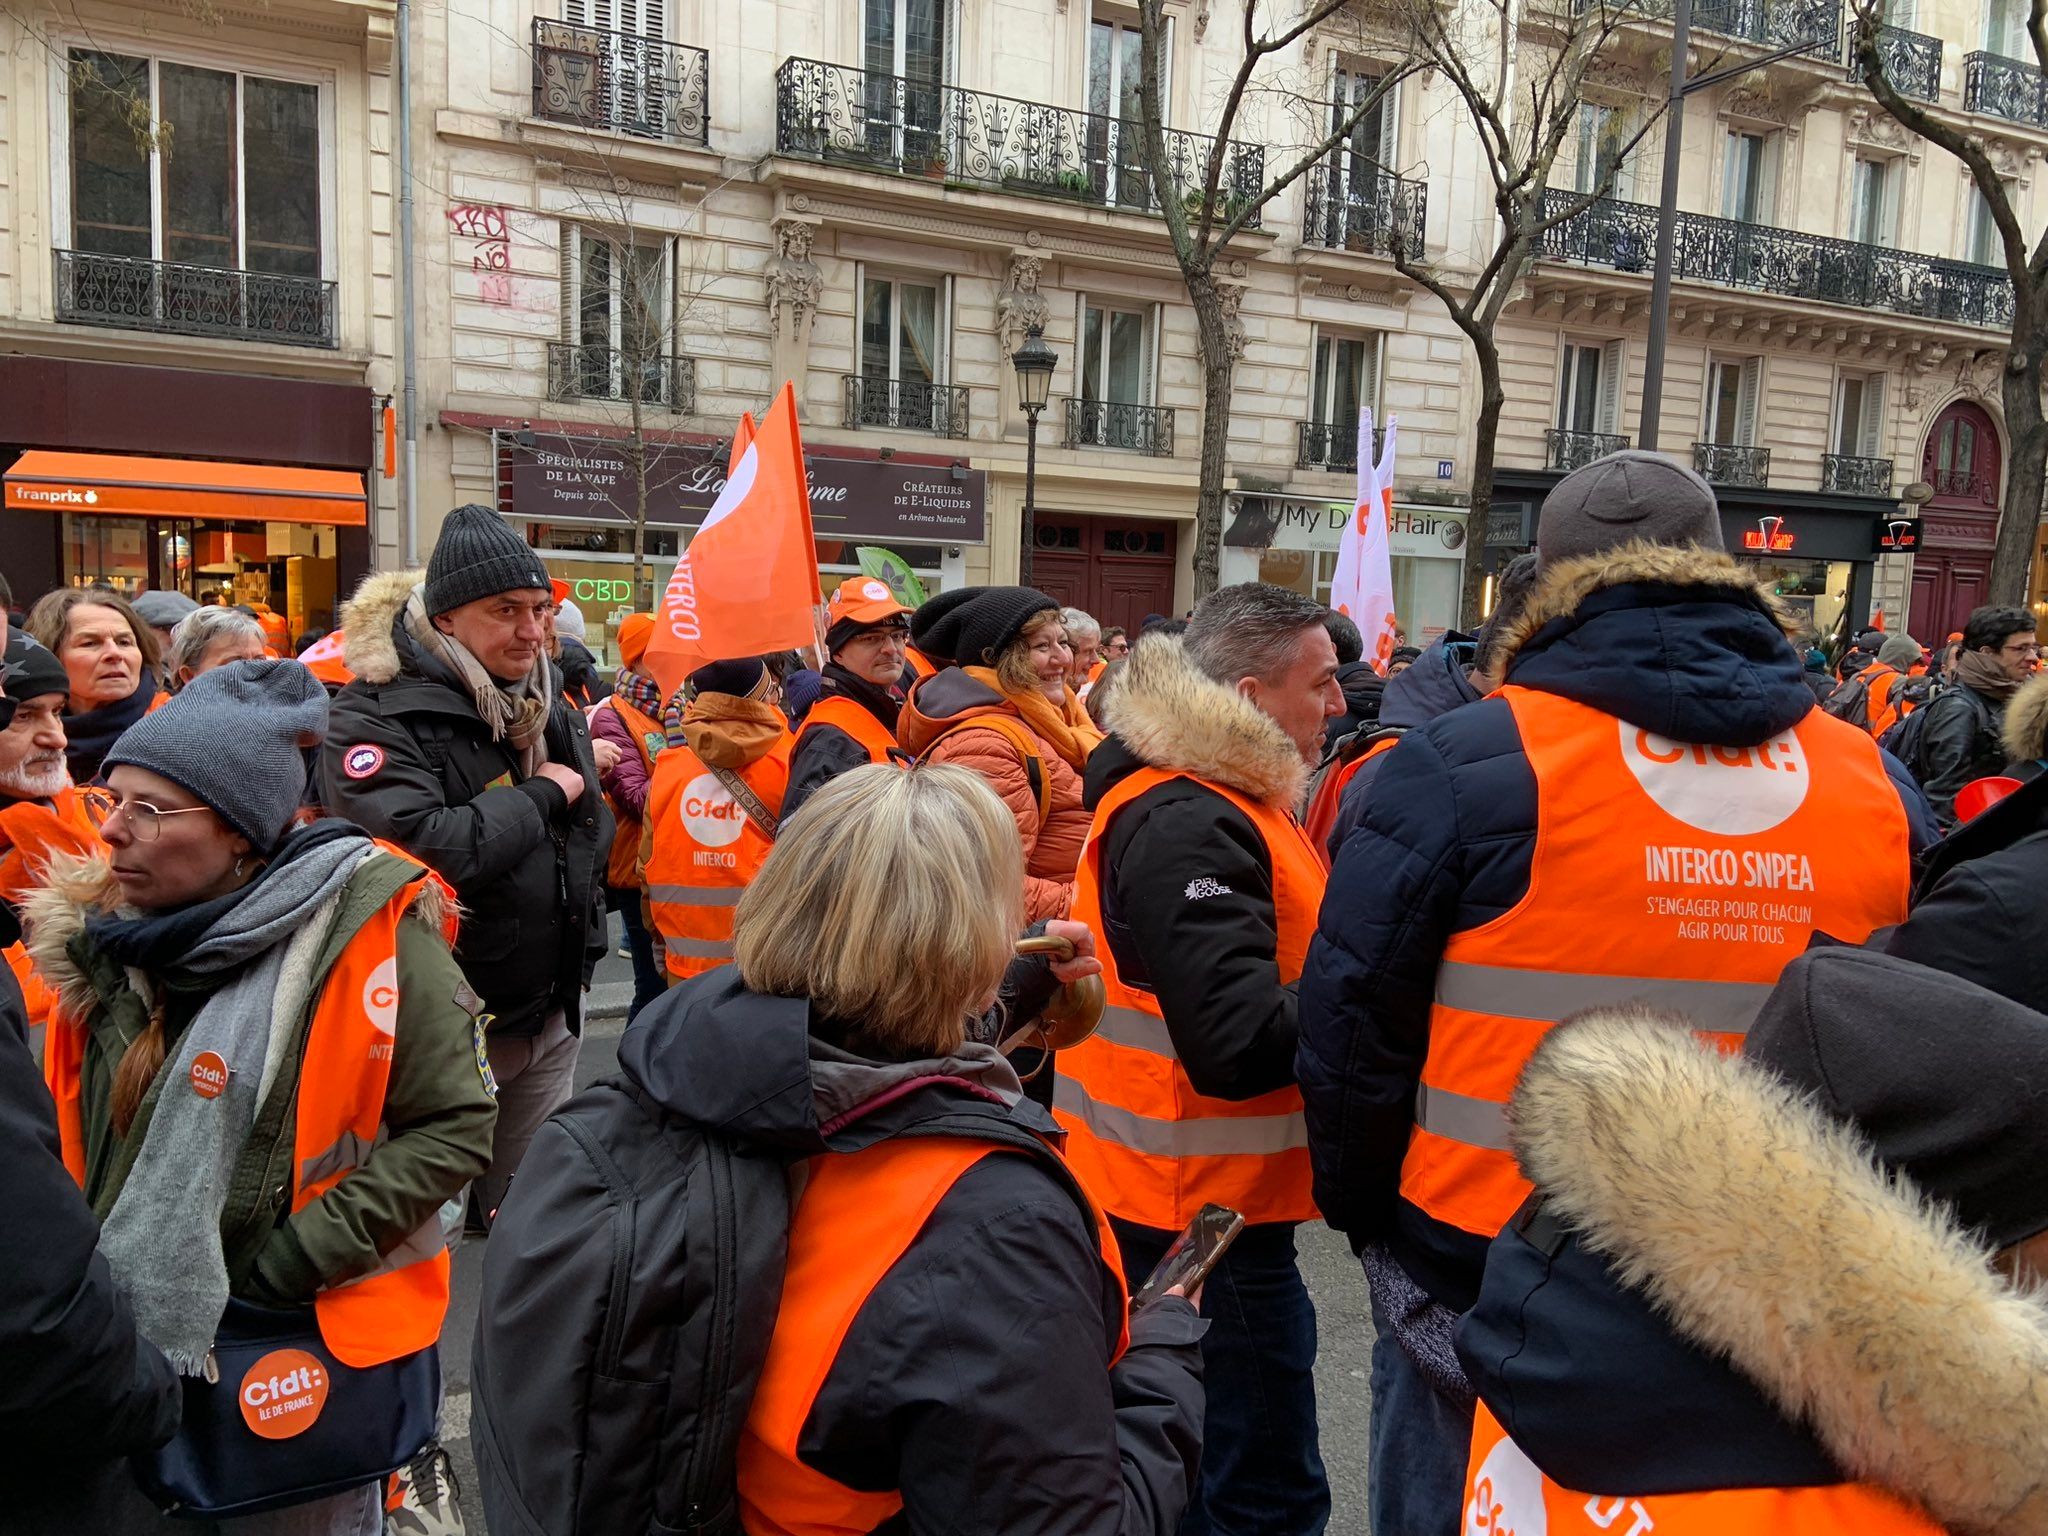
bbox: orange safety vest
[46,854,458,1367]
[737,1136,1128,1536]
[1302,733,1402,860]
[905,646,940,682]
[1864,665,1912,739]
[644,731,791,979]
[1054,767,1325,1230]
[0,790,102,1052]
[1402,689,1911,1241]
[795,694,901,769]
[1464,1400,1941,1534]
[596,694,666,892]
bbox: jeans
[1112,1217,1329,1536]
[477,1008,581,1219]
[1367,1284,1473,1536]
[610,885,665,1021]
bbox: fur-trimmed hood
[1099,635,1307,808]
[2004,671,2048,765]
[1489,1009,2048,1533]
[1488,539,1816,748]
[338,568,425,688]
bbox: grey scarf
[98,835,373,1375]
[402,585,555,778]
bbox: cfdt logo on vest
[679,772,745,848]
[1618,721,1808,836]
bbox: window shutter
[1859,374,1887,458]
[1598,339,1624,434]
[1143,303,1160,407]
[1378,81,1399,169]
[559,224,578,342]
[1363,331,1382,416]
[1878,161,1900,248]
[1613,111,1637,200]
[1720,132,1742,218]
[1755,136,1780,223]
[563,0,589,25]
[1736,357,1761,445]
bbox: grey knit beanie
[104,659,329,851]
[1537,450,1724,569]
[425,504,551,616]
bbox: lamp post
[1012,323,1057,584]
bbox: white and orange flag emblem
[1328,407,1400,674]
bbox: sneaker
[386,1443,466,1536]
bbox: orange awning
[3,451,366,527]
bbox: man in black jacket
[0,929,181,1527]
[1911,602,2037,826]
[321,507,614,1220]
[1321,610,1385,754]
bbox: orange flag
[643,383,821,700]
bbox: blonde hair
[734,763,1023,1057]
[994,610,1067,695]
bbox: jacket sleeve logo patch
[342,744,386,780]
[1184,877,1233,901]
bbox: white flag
[1328,408,1401,673]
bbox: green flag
[856,546,928,608]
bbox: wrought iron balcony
[53,249,337,348]
[1694,442,1773,486]
[1296,420,1387,472]
[843,376,969,437]
[1854,24,1943,102]
[1301,161,1427,260]
[531,20,709,144]
[774,58,1265,228]
[1964,50,2048,127]
[1584,0,1839,55]
[1065,398,1174,455]
[547,341,695,411]
[1537,189,2016,329]
[1820,453,1895,496]
[1546,428,1629,472]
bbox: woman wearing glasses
[25,658,496,1533]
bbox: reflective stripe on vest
[643,730,792,981]
[737,1136,1128,1535]
[1464,1401,1943,1534]
[1402,690,1912,1241]
[796,694,902,767]
[1054,765,1326,1229]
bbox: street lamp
[1012,323,1057,584]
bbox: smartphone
[1130,1203,1245,1314]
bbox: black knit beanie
[913,586,1059,669]
[908,586,983,664]
[2,627,71,703]
[424,504,552,616]
[688,656,766,699]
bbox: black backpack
[470,1079,791,1536]
[1879,685,1987,782]
[1821,670,1875,731]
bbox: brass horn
[1008,933,1107,1054]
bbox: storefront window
[1744,557,1849,644]
[62,514,149,593]
[1255,545,1459,646]
[59,514,339,638]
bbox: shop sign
[1742,526,1797,552]
[1873,516,1920,553]
[1224,494,1467,559]
[507,439,986,544]
[1486,502,1536,551]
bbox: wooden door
[1027,515,1178,635]
[1909,552,1990,642]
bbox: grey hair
[1183,582,1331,685]
[1058,606,1101,643]
[165,606,265,680]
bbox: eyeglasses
[83,789,215,842]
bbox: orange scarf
[963,667,1103,771]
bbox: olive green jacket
[25,850,497,1302]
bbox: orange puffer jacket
[899,667,1100,922]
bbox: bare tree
[1383,0,1665,620]
[1133,0,1424,595]
[1850,0,2048,606]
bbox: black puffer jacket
[319,571,612,1037]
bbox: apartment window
[1311,333,1379,426]
[1088,9,1162,206]
[1985,0,2028,57]
[1848,156,1900,247]
[1967,180,2013,265]
[1081,299,1153,405]
[1556,339,1623,435]
[1332,61,1397,178]
[1574,103,1636,199]
[67,49,322,275]
[862,0,947,165]
[562,229,674,401]
[1720,128,1778,223]
[1834,373,1887,458]
[856,273,953,429]
[1705,357,1762,446]
[566,0,662,35]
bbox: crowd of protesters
[2,455,2046,1536]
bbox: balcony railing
[1820,453,1895,496]
[774,58,1266,228]
[1301,161,1427,260]
[1065,398,1174,455]
[1537,189,2016,329]
[1695,442,1773,486]
[1856,24,1943,101]
[547,341,695,411]
[1964,50,2048,127]
[1587,0,1839,55]
[531,20,709,144]
[53,249,337,348]
[1297,420,1386,472]
[843,375,969,437]
[1546,428,1630,472]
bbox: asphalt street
[441,926,1378,1531]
